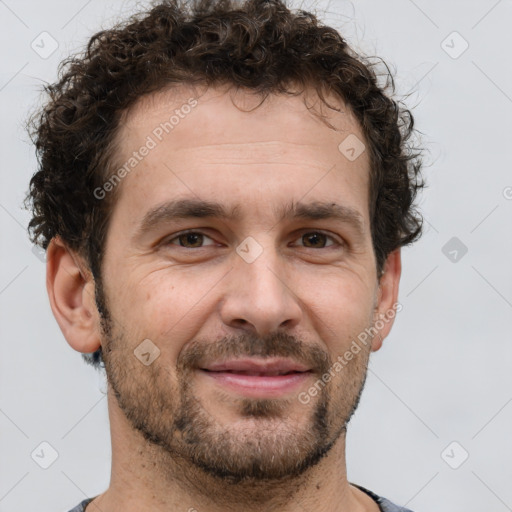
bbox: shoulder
[65,497,95,512]
[351,483,416,512]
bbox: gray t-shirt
[66,484,415,511]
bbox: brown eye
[166,231,215,248]
[298,232,337,249]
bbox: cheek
[122,268,221,359]
[300,272,375,353]
[107,258,376,362]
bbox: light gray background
[1,0,511,510]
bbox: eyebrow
[133,198,365,241]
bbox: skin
[47,83,401,512]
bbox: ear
[371,249,402,352]
[46,236,101,354]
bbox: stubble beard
[95,278,372,491]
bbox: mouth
[202,369,305,376]
[201,357,311,374]
[198,358,313,397]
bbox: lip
[198,357,312,398]
[201,357,311,374]
[199,370,312,398]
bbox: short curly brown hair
[25,0,425,369]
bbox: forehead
[118,83,366,154]
[107,83,371,234]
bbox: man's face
[96,85,382,482]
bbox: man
[25,0,424,510]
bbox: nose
[218,241,303,337]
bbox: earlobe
[371,249,402,352]
[46,237,101,354]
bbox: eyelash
[164,229,343,250]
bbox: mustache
[177,331,332,375]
